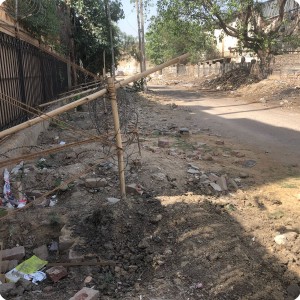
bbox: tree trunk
[256,49,273,79]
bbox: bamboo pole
[59,80,100,97]
[0,53,190,140]
[107,77,126,199]
[39,86,99,108]
[0,137,110,169]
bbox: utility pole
[106,0,115,78]
[136,0,147,91]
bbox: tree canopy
[155,0,300,64]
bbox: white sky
[117,0,157,37]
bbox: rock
[33,245,49,260]
[85,178,107,188]
[179,128,190,135]
[107,197,120,204]
[69,287,99,300]
[151,173,167,181]
[200,174,209,182]
[0,283,16,298]
[239,172,249,178]
[188,163,199,170]
[150,214,163,224]
[217,175,228,191]
[209,173,219,182]
[158,140,170,148]
[275,232,298,245]
[59,226,75,251]
[242,160,256,168]
[215,140,224,145]
[202,154,213,161]
[274,234,287,245]
[0,246,25,261]
[284,231,298,241]
[187,168,200,175]
[210,182,222,192]
[126,183,143,195]
[287,283,300,298]
[84,276,93,284]
[18,278,32,291]
[43,286,54,293]
[138,238,150,249]
[68,249,84,262]
[46,266,68,283]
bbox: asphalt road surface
[150,85,300,165]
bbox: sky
[117,0,157,37]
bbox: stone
[59,226,75,251]
[0,283,16,298]
[84,276,93,284]
[200,174,209,182]
[239,172,249,178]
[242,160,256,168]
[158,140,170,148]
[46,266,68,283]
[284,231,298,241]
[151,173,167,181]
[202,154,213,161]
[126,183,143,195]
[287,283,300,298]
[0,260,10,273]
[68,249,84,262]
[209,173,219,182]
[274,234,287,245]
[0,246,25,261]
[138,238,150,249]
[188,163,199,170]
[18,278,32,291]
[217,175,228,191]
[107,197,120,204]
[179,128,190,134]
[150,214,163,224]
[85,178,107,188]
[215,140,224,145]
[210,182,222,192]
[33,245,49,260]
[187,168,200,175]
[69,287,99,300]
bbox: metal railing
[0,31,68,130]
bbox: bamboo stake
[39,86,98,108]
[0,53,190,140]
[107,77,126,199]
[0,137,110,169]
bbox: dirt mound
[200,67,261,91]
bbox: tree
[146,14,218,65]
[70,0,124,74]
[157,0,300,73]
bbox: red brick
[46,266,68,283]
[69,287,99,300]
[0,246,25,261]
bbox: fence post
[107,77,126,199]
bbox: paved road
[150,85,300,165]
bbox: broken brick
[0,246,25,261]
[46,266,68,283]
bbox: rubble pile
[200,67,260,91]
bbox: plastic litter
[5,255,48,283]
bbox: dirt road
[150,85,300,165]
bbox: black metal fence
[0,31,69,131]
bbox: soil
[0,78,300,300]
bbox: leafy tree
[156,0,300,73]
[146,14,218,65]
[4,0,61,44]
[118,32,140,61]
[70,0,124,74]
